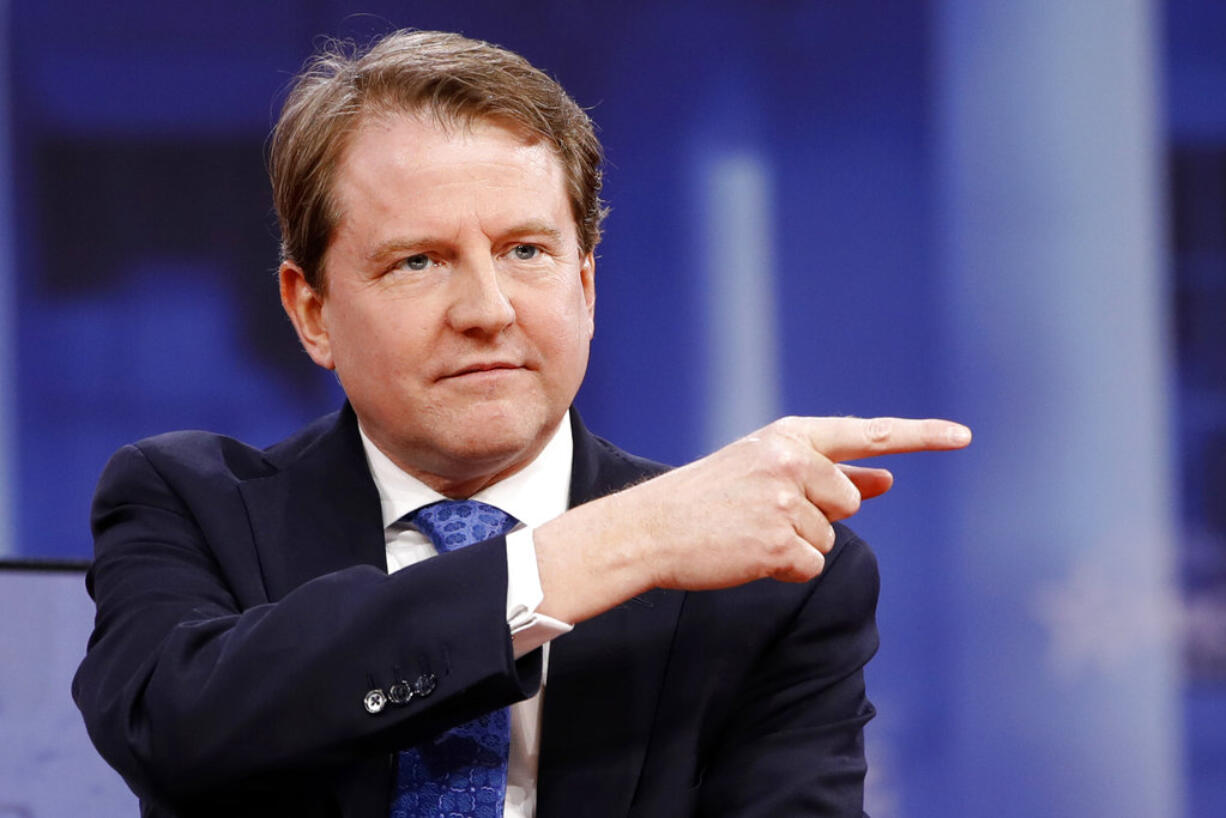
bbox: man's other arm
[73,439,538,810]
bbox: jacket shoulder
[92,411,349,520]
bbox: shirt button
[387,681,413,704]
[413,673,438,697]
[363,688,387,714]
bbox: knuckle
[776,415,805,436]
[759,528,800,574]
[765,416,808,447]
[843,486,862,517]
[766,528,795,558]
[864,417,893,447]
[810,548,827,577]
[752,550,779,581]
[771,445,804,476]
[754,435,797,472]
[776,543,825,582]
[772,488,798,514]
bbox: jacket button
[363,688,387,714]
[413,673,437,697]
[387,681,413,704]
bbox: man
[73,30,970,818]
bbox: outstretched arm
[534,416,969,622]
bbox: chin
[441,404,541,448]
[452,428,540,464]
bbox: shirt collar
[358,413,574,530]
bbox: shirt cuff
[505,527,573,658]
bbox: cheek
[543,300,595,373]
[326,301,411,374]
[532,299,591,351]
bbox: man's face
[281,111,595,495]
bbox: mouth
[440,362,524,380]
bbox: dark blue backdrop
[2,1,1224,815]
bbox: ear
[279,261,335,370]
[580,252,596,338]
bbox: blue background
[1,1,1224,815]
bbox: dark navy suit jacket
[73,405,879,817]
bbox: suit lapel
[537,411,684,817]
[238,406,387,602]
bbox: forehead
[338,110,564,200]
[329,110,574,241]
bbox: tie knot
[408,499,518,553]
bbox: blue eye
[511,245,539,261]
[400,254,431,271]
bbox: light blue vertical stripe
[0,0,14,557]
[702,153,780,451]
[937,1,1181,816]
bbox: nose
[445,256,515,335]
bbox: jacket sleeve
[72,441,541,810]
[695,530,880,817]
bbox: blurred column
[692,45,783,453]
[701,151,781,450]
[936,2,1182,817]
[0,0,14,557]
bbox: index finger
[798,416,972,463]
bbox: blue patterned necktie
[390,500,519,818]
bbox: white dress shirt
[358,417,575,818]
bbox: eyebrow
[503,221,566,244]
[365,221,567,264]
[365,237,434,264]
